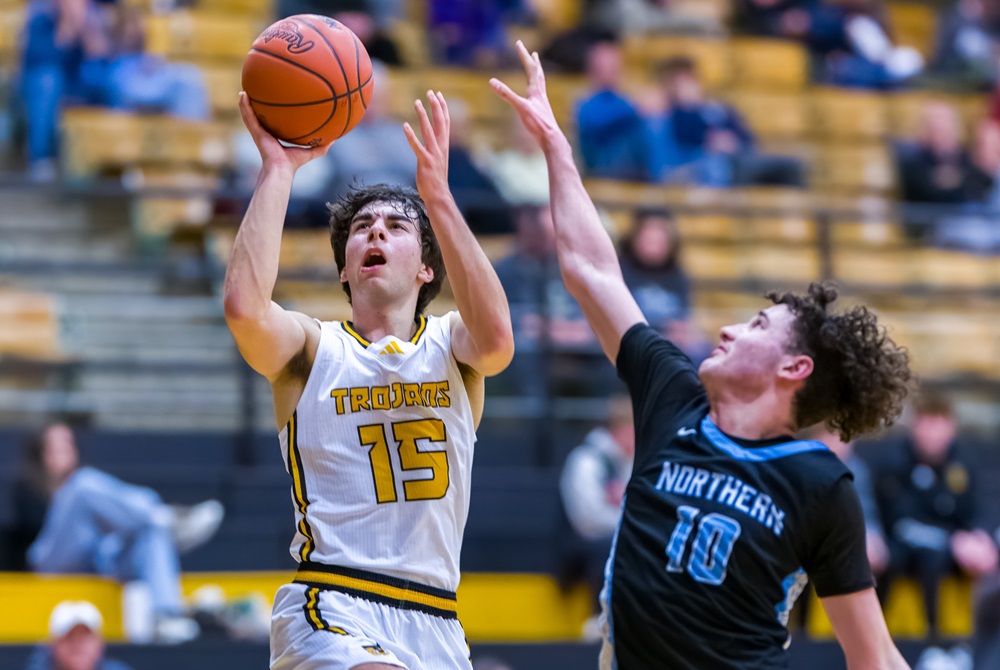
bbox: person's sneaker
[154,615,200,645]
[170,500,224,553]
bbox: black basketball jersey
[606,324,873,669]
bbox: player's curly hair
[767,282,914,442]
[328,184,445,318]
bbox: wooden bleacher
[0,290,61,361]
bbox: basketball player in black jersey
[493,43,914,669]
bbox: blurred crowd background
[1,0,1000,669]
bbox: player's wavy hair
[328,184,445,318]
[768,282,914,442]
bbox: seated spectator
[585,0,726,37]
[427,0,510,68]
[733,0,816,38]
[617,207,709,361]
[650,56,805,187]
[87,5,209,120]
[896,103,982,238]
[557,394,634,638]
[333,9,403,67]
[491,205,607,397]
[934,118,1000,251]
[445,99,513,235]
[23,600,133,670]
[19,0,104,181]
[322,60,416,201]
[873,394,999,651]
[12,423,225,643]
[484,115,550,207]
[576,39,652,181]
[931,0,1000,88]
[738,0,923,89]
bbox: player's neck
[349,303,420,343]
[707,394,797,441]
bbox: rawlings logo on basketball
[262,21,315,54]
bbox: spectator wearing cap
[23,601,133,670]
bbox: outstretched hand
[239,92,333,172]
[490,41,562,149]
[403,90,451,200]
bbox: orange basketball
[241,15,374,147]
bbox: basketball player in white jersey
[225,89,514,670]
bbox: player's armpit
[822,589,910,670]
[226,303,320,383]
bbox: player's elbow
[475,326,515,377]
[223,289,265,329]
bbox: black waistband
[294,562,458,620]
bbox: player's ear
[340,267,348,283]
[417,264,434,285]
[779,354,813,382]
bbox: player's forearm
[542,132,625,295]
[424,192,514,363]
[223,164,295,322]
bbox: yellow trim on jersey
[341,321,371,348]
[286,412,315,561]
[295,570,459,614]
[410,315,427,344]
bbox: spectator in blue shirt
[651,56,805,187]
[575,39,652,181]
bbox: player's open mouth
[362,250,387,269]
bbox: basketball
[241,15,374,147]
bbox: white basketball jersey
[277,313,476,592]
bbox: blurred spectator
[445,99,513,234]
[87,5,209,119]
[576,40,652,181]
[322,60,416,200]
[931,0,1000,88]
[897,103,977,204]
[650,56,805,187]
[12,423,224,643]
[491,204,603,397]
[896,103,982,238]
[557,395,634,637]
[933,118,1000,252]
[617,207,709,361]
[333,9,403,67]
[484,116,550,207]
[585,0,725,37]
[17,1,209,182]
[873,394,999,646]
[734,0,816,37]
[19,0,104,181]
[23,601,133,670]
[427,0,509,68]
[737,0,923,88]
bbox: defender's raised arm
[491,42,645,364]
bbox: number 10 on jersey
[360,419,450,503]
[666,505,742,586]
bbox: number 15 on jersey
[360,418,450,503]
